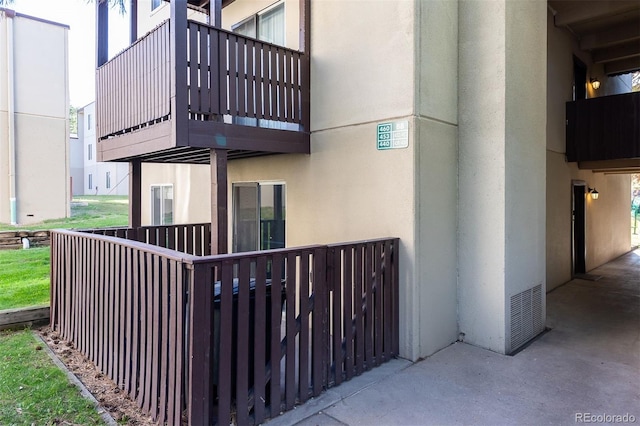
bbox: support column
[129,160,142,229]
[130,0,138,43]
[458,0,547,354]
[96,0,109,67]
[210,149,228,255]
[299,0,311,134]
[170,0,188,144]
[209,0,222,28]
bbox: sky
[9,0,129,107]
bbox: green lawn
[0,196,129,311]
[0,247,50,311]
[0,195,129,231]
[0,329,105,425]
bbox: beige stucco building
[96,0,638,360]
[0,9,70,225]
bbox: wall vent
[509,284,544,353]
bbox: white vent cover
[509,284,544,353]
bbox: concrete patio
[268,248,640,426]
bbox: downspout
[6,11,17,225]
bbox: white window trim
[231,1,286,45]
[150,184,174,225]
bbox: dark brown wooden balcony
[566,91,640,168]
[96,19,310,163]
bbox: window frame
[232,181,286,253]
[150,184,174,226]
[231,1,285,46]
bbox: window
[233,182,285,252]
[88,174,93,190]
[151,0,162,11]
[87,114,92,130]
[151,185,173,225]
[232,2,285,46]
[88,144,93,161]
[105,172,111,189]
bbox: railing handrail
[187,19,306,57]
[51,229,197,263]
[53,228,399,264]
[327,237,399,248]
[76,222,211,232]
[189,244,325,264]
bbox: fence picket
[50,230,399,426]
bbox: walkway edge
[265,358,413,426]
[32,332,118,426]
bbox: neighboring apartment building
[95,0,639,360]
[0,9,70,225]
[69,133,84,195]
[78,102,129,196]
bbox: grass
[0,196,129,311]
[0,247,50,311]
[0,329,105,425]
[0,195,129,231]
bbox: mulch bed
[36,326,155,425]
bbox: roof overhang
[548,0,640,75]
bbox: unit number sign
[377,121,409,150]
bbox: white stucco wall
[141,163,210,225]
[224,0,425,360]
[459,0,547,354]
[414,0,459,357]
[0,10,69,225]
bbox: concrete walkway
[269,249,640,426]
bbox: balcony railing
[50,227,399,425]
[97,19,309,144]
[97,20,171,140]
[566,91,640,163]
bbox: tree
[69,106,78,135]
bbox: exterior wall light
[590,78,600,90]
[588,187,599,200]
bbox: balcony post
[210,149,228,255]
[170,0,188,145]
[300,0,310,53]
[129,160,142,230]
[96,0,109,67]
[130,0,138,43]
[209,0,222,28]
[299,0,311,134]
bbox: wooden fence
[83,222,211,256]
[50,229,399,425]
